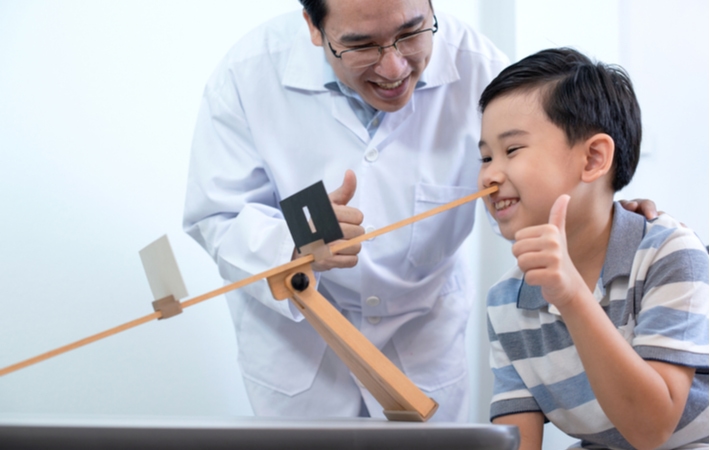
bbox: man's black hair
[299,0,328,31]
[479,48,642,192]
[299,0,434,34]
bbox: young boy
[478,48,708,450]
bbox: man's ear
[581,133,614,183]
[302,10,323,46]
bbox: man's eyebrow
[478,129,529,149]
[338,15,425,44]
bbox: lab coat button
[365,148,379,162]
[365,225,376,240]
[365,296,380,307]
[367,316,381,325]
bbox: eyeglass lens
[342,32,431,68]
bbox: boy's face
[478,90,586,240]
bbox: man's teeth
[494,199,518,211]
[376,80,403,89]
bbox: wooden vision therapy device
[0,182,498,422]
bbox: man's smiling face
[304,0,434,112]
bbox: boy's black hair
[479,48,641,192]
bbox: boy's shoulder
[630,211,709,290]
[643,212,707,251]
[486,266,524,309]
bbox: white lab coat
[184,11,508,421]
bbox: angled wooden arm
[267,263,438,422]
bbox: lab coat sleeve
[183,75,303,321]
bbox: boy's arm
[493,412,544,450]
[553,290,694,449]
[513,195,696,450]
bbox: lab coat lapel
[282,25,328,92]
[282,28,370,144]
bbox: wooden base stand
[267,263,439,422]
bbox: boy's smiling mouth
[493,198,519,211]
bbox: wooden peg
[298,238,332,262]
[152,295,182,320]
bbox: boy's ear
[581,133,614,183]
[303,10,324,47]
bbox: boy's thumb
[549,194,570,233]
[329,170,357,206]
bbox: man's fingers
[329,170,357,206]
[340,222,365,240]
[333,204,364,226]
[619,198,659,220]
[332,238,361,255]
[312,254,359,272]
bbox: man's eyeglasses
[325,16,438,69]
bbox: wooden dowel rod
[180,255,315,310]
[0,186,496,377]
[331,185,497,253]
[0,312,161,377]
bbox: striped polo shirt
[487,202,709,449]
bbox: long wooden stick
[0,313,160,377]
[0,186,496,377]
[331,185,497,253]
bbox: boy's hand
[512,195,586,308]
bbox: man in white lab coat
[184,0,506,422]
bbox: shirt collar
[517,202,647,311]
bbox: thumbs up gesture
[511,194,586,308]
[311,170,365,272]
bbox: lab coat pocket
[236,296,327,396]
[406,183,477,267]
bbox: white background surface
[0,2,707,449]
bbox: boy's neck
[566,198,615,291]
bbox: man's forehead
[323,0,431,37]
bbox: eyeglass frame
[324,15,438,67]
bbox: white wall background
[0,2,706,449]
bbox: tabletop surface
[0,415,519,450]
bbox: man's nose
[373,47,408,79]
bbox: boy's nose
[480,165,504,189]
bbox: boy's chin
[497,224,517,241]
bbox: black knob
[291,272,310,291]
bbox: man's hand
[619,198,658,220]
[512,195,586,308]
[294,170,365,272]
